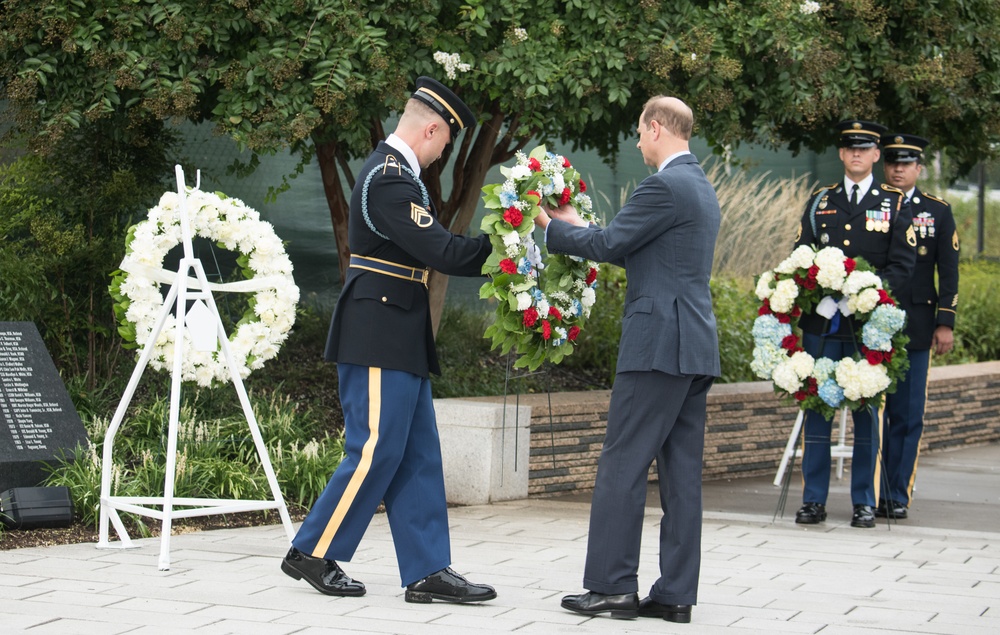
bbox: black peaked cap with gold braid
[411,76,475,138]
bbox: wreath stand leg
[97,166,294,570]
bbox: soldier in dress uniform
[878,133,959,520]
[793,119,916,529]
[280,77,496,604]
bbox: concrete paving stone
[727,616,824,633]
[186,603,295,624]
[189,619,306,634]
[0,570,48,587]
[22,575,129,594]
[277,611,521,635]
[0,601,221,630]
[105,596,214,615]
[15,617,138,635]
[0,611,57,630]
[20,588,131,608]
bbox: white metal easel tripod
[773,406,853,486]
[97,166,294,570]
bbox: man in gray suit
[535,95,721,624]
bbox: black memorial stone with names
[0,322,89,490]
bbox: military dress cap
[836,119,888,148]
[882,133,929,163]
[411,76,475,138]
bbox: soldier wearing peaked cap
[280,77,496,604]
[792,119,916,530]
[878,133,959,521]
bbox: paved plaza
[1,444,997,634]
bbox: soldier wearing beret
[878,133,959,520]
[281,77,496,603]
[793,120,916,529]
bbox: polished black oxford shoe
[851,504,876,528]
[560,591,639,619]
[795,502,827,524]
[281,547,366,596]
[638,596,693,623]
[405,567,497,603]
[875,499,908,519]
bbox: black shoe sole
[850,519,876,528]
[640,609,692,623]
[281,559,366,596]
[795,515,826,524]
[405,589,498,604]
[561,605,639,619]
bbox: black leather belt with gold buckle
[349,255,429,287]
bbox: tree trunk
[315,139,352,283]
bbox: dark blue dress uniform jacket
[895,188,959,350]
[794,179,916,338]
[324,141,490,377]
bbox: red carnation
[563,157,571,168]
[528,158,542,172]
[548,306,562,321]
[541,320,552,339]
[878,289,895,306]
[560,187,572,205]
[568,325,581,341]
[526,190,540,200]
[807,265,819,279]
[802,277,817,290]
[522,307,539,327]
[759,298,772,315]
[844,258,857,274]
[781,334,799,351]
[499,258,517,274]
[585,267,598,285]
[579,179,587,192]
[791,305,802,318]
[794,391,807,402]
[884,350,893,363]
[865,349,884,365]
[776,313,791,324]
[503,206,524,227]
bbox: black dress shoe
[405,567,497,603]
[875,499,908,519]
[851,504,876,528]
[639,596,693,623]
[795,502,827,524]
[281,547,365,596]
[561,591,639,619]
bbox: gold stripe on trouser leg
[906,361,933,502]
[873,401,885,504]
[312,367,382,557]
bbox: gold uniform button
[845,223,851,230]
[381,296,388,302]
[843,239,850,246]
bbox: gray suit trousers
[583,370,713,605]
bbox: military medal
[820,232,830,245]
[918,246,928,256]
[866,219,875,231]
[819,199,827,209]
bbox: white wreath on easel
[111,188,299,387]
[99,167,296,571]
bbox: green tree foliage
[0,119,177,386]
[2,0,999,324]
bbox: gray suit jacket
[547,154,721,377]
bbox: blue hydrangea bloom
[752,314,792,348]
[812,357,837,382]
[819,379,844,408]
[499,190,518,208]
[862,323,894,351]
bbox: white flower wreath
[110,189,299,387]
[751,245,910,420]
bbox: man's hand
[547,203,588,227]
[932,325,954,356]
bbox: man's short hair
[642,96,693,140]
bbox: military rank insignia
[953,230,960,251]
[906,225,917,246]
[410,202,433,228]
